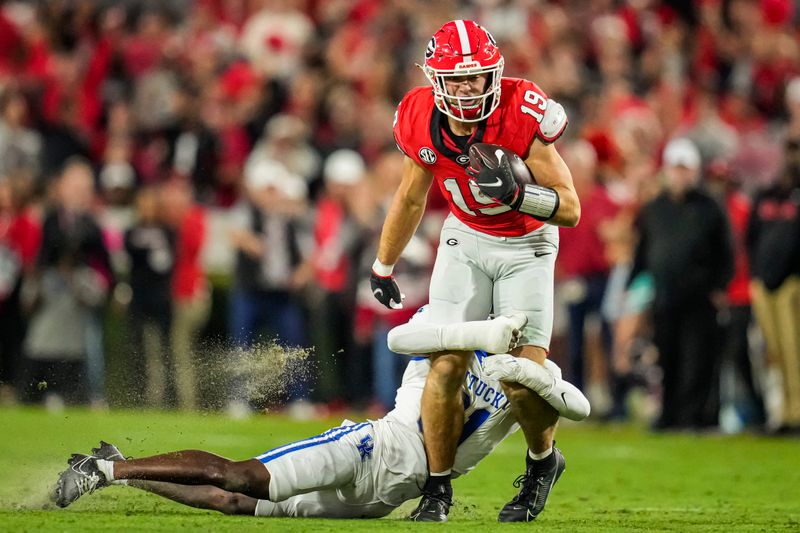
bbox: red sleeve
[521,80,564,145]
[392,87,430,167]
[500,78,566,155]
[497,79,545,159]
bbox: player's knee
[218,492,256,515]
[205,459,253,493]
[231,459,270,498]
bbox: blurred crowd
[0,0,798,433]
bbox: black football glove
[370,270,404,309]
[466,145,522,208]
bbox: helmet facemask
[422,59,504,123]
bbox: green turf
[0,407,798,532]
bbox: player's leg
[55,440,262,514]
[491,226,566,522]
[82,465,393,519]
[107,451,270,498]
[127,480,259,515]
[56,432,387,520]
[495,352,565,523]
[493,229,561,454]
[420,348,471,468]
[53,448,270,508]
[503,346,560,451]
[413,222,493,522]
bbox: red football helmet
[422,20,504,123]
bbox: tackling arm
[387,316,589,420]
[387,314,526,356]
[484,354,591,421]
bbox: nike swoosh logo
[481,177,504,187]
[534,251,552,257]
[373,288,383,298]
[561,392,568,407]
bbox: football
[468,143,536,185]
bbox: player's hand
[485,354,559,396]
[370,270,405,309]
[484,313,528,354]
[483,353,523,383]
[467,145,521,206]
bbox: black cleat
[53,454,108,508]
[407,483,452,522]
[91,441,126,461]
[498,447,566,522]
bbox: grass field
[0,407,798,532]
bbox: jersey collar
[430,107,487,167]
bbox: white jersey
[384,351,519,477]
[254,351,520,518]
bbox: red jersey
[394,78,555,237]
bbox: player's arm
[524,140,580,227]
[386,314,589,419]
[387,314,526,355]
[470,141,579,227]
[378,156,434,265]
[469,91,580,226]
[371,156,434,309]
[483,354,591,421]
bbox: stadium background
[0,0,799,529]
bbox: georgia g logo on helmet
[420,20,504,123]
[425,37,436,59]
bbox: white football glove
[483,353,525,384]
[483,354,590,421]
[482,313,528,354]
[483,354,562,395]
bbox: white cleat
[482,313,529,354]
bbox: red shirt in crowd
[725,191,752,306]
[313,197,350,293]
[172,205,207,302]
[558,183,620,279]
[0,210,41,304]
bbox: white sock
[529,447,553,461]
[96,459,115,481]
[430,469,452,476]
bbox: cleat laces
[69,455,105,495]
[73,471,102,497]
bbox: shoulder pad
[537,99,568,144]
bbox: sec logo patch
[419,147,437,164]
